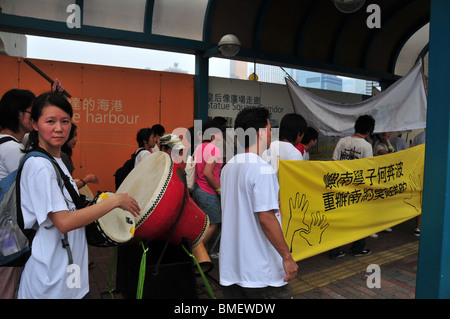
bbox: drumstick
[23,58,72,98]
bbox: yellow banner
[279,144,424,262]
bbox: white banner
[286,61,427,136]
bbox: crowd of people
[0,81,425,300]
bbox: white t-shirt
[18,156,89,299]
[332,136,373,160]
[261,141,303,173]
[219,153,286,288]
[134,148,151,167]
[0,134,24,179]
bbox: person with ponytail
[17,92,140,299]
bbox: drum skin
[117,151,209,248]
[86,192,136,247]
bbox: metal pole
[415,0,450,299]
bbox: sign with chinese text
[279,144,424,262]
[208,77,294,127]
[0,56,194,193]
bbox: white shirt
[332,136,373,160]
[0,134,24,179]
[261,141,303,173]
[18,156,89,299]
[219,153,286,288]
[134,148,151,167]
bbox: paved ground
[87,218,420,300]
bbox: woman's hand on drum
[115,193,141,217]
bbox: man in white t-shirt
[220,107,298,299]
[330,115,375,259]
[134,128,156,167]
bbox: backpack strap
[31,147,85,208]
[134,148,146,158]
[0,136,19,145]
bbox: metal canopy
[0,0,430,83]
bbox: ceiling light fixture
[333,0,366,14]
[218,34,241,57]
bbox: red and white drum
[117,151,209,248]
[85,192,136,247]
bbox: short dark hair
[202,119,225,142]
[152,124,165,137]
[354,115,375,135]
[0,89,35,132]
[136,128,154,147]
[31,91,73,119]
[279,113,307,143]
[302,127,319,144]
[234,107,270,148]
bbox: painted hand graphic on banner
[285,192,329,252]
[285,192,309,238]
[403,172,423,212]
[298,211,329,247]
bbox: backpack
[0,149,78,267]
[114,148,145,190]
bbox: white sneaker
[370,233,378,238]
[384,228,392,232]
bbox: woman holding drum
[18,92,140,299]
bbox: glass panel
[209,58,377,95]
[0,0,74,22]
[152,0,208,41]
[26,35,195,74]
[83,0,146,32]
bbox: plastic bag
[0,220,28,257]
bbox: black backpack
[114,148,145,190]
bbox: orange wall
[0,56,194,193]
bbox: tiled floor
[87,218,420,299]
